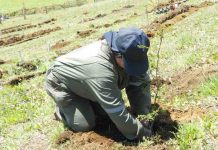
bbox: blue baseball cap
[104,27,150,76]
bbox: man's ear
[115,56,125,69]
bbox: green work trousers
[45,68,107,131]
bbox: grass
[0,0,89,14]
[176,122,205,150]
[0,0,218,149]
[198,77,218,97]
[175,112,218,150]
[148,3,218,77]
[163,76,218,109]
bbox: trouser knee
[68,117,96,132]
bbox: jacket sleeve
[85,76,151,140]
[125,73,151,116]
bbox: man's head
[104,27,150,76]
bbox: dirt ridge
[167,63,218,98]
[0,18,56,35]
[1,71,46,86]
[0,26,61,47]
[144,1,216,37]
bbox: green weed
[176,122,205,150]
[197,76,218,97]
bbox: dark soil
[77,30,95,38]
[144,2,216,38]
[0,27,61,47]
[151,104,178,140]
[51,40,71,50]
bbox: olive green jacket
[52,40,151,140]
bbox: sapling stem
[154,29,164,104]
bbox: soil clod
[56,130,74,144]
[51,40,71,50]
[16,61,37,71]
[151,76,171,87]
[152,105,178,140]
[77,30,95,38]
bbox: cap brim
[103,31,119,52]
[123,55,149,76]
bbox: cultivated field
[0,0,217,149]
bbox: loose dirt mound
[77,30,95,38]
[16,61,37,71]
[169,107,207,122]
[56,116,125,149]
[149,0,188,13]
[56,104,180,149]
[0,26,61,47]
[151,76,171,87]
[80,13,107,23]
[51,40,71,49]
[144,2,216,37]
[167,63,218,98]
[94,18,127,29]
[112,5,134,13]
[151,104,179,140]
[0,18,56,35]
[57,131,114,150]
[37,18,56,26]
